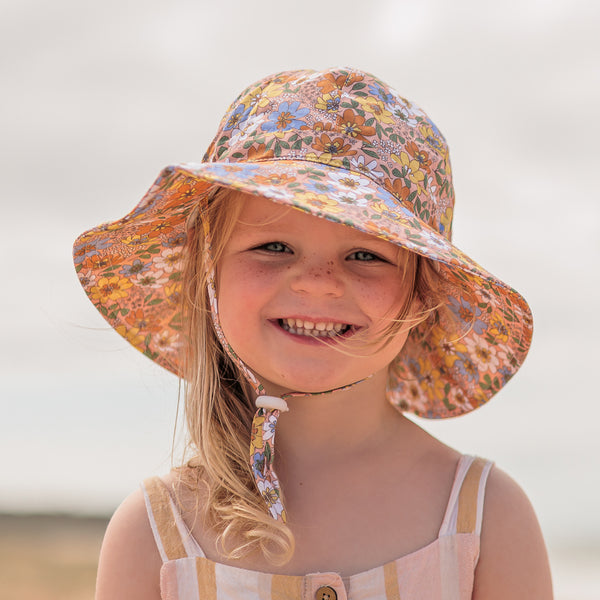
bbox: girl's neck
[270,368,411,467]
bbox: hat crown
[204,67,455,240]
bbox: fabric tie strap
[249,397,289,523]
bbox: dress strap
[438,455,494,537]
[141,476,206,562]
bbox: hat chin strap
[203,222,368,522]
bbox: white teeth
[279,319,351,337]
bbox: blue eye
[257,242,291,253]
[350,250,380,262]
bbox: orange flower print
[73,242,98,265]
[311,133,355,156]
[151,221,175,237]
[312,121,334,133]
[383,177,411,203]
[90,276,132,302]
[247,143,275,160]
[338,109,376,141]
[125,309,160,333]
[316,72,347,93]
[406,141,431,171]
[254,173,297,186]
[80,253,121,271]
[137,222,173,239]
[316,71,364,93]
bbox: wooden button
[316,586,337,600]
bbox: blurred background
[1,0,598,598]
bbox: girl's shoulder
[473,466,553,599]
[95,486,163,600]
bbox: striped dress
[142,455,493,600]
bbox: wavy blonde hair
[177,187,446,564]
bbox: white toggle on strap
[255,395,289,412]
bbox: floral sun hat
[74,66,532,421]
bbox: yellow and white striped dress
[142,455,493,600]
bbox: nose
[289,255,344,298]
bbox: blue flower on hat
[369,83,394,105]
[448,297,487,334]
[305,180,335,194]
[454,352,479,382]
[120,258,151,277]
[261,101,309,132]
[224,103,251,131]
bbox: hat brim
[74,162,532,418]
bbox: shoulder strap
[141,476,206,562]
[438,455,494,537]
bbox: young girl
[74,67,553,599]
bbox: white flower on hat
[327,171,372,195]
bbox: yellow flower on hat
[440,207,453,234]
[431,327,467,368]
[357,97,394,124]
[391,152,426,186]
[487,316,510,344]
[90,276,132,302]
[416,357,446,401]
[292,191,346,213]
[304,152,343,168]
[315,92,340,113]
[256,83,286,109]
[115,325,145,349]
[164,282,182,302]
[250,414,266,453]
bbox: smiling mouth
[278,318,353,338]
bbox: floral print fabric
[73,67,533,422]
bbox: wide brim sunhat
[74,67,533,420]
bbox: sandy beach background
[1,0,599,598]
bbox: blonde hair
[177,187,446,563]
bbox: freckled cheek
[356,279,409,318]
[217,261,282,325]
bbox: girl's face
[216,193,415,396]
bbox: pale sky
[1,0,599,582]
